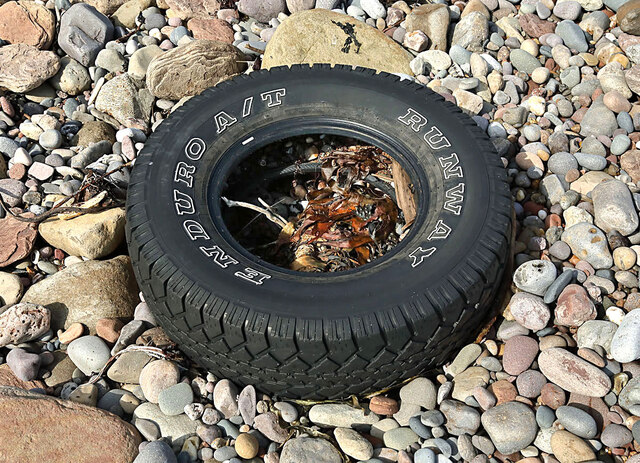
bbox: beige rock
[84,0,129,15]
[95,73,154,125]
[146,39,245,99]
[550,430,596,463]
[0,386,141,462]
[0,303,50,347]
[262,9,413,75]
[69,383,98,406]
[0,271,22,306]
[107,350,152,384]
[132,401,198,449]
[38,207,126,259]
[0,1,55,49]
[570,171,614,194]
[404,3,449,50]
[187,18,234,42]
[49,57,91,96]
[139,360,180,403]
[128,45,163,80]
[22,255,139,333]
[0,43,60,93]
[112,0,153,28]
[452,366,490,401]
[166,0,220,19]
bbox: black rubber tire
[126,64,512,399]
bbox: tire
[126,64,512,399]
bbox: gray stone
[399,377,437,409]
[554,1,582,19]
[555,406,597,438]
[548,152,578,176]
[610,309,640,363]
[510,49,541,74]
[383,426,420,451]
[580,97,618,137]
[95,73,153,125]
[6,348,40,382]
[67,335,111,376]
[592,180,639,236]
[575,152,607,171]
[158,382,194,416]
[50,57,91,96]
[58,4,114,66]
[440,399,481,436]
[111,320,146,356]
[133,440,177,463]
[576,320,618,353]
[540,174,566,205]
[601,423,634,447]
[213,379,238,418]
[536,405,555,428]
[513,260,557,296]
[334,427,373,460]
[555,20,588,52]
[562,223,613,269]
[107,350,151,384]
[480,402,537,455]
[133,402,198,449]
[237,0,286,23]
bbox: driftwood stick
[391,160,417,226]
[222,197,287,228]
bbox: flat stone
[452,367,490,401]
[237,385,256,426]
[481,401,537,455]
[159,382,194,416]
[448,344,482,376]
[165,0,221,19]
[22,256,139,333]
[263,9,413,75]
[128,45,163,80]
[146,40,245,100]
[0,386,141,462]
[133,441,177,463]
[73,121,116,147]
[538,348,611,397]
[556,405,597,438]
[440,399,481,435]
[0,302,50,347]
[334,427,373,460]
[383,426,419,451]
[0,44,59,93]
[309,404,380,428]
[44,352,75,387]
[107,350,152,384]
[576,320,618,353]
[187,18,234,42]
[503,335,539,375]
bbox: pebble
[513,260,557,296]
[133,441,177,463]
[334,427,373,460]
[383,427,420,451]
[538,348,611,397]
[139,360,180,404]
[509,292,550,330]
[610,309,640,362]
[67,335,111,376]
[555,406,597,438]
[158,382,193,416]
[6,348,41,381]
[480,402,537,455]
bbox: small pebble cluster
[1,0,640,461]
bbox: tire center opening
[217,134,419,273]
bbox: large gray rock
[58,4,114,66]
[592,180,639,236]
[580,96,618,137]
[21,256,139,333]
[237,0,286,22]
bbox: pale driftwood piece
[391,160,417,227]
